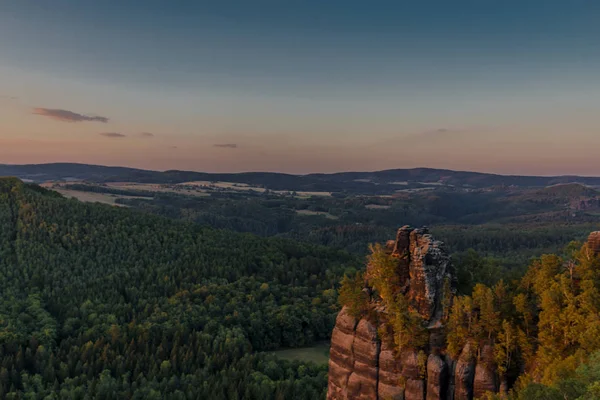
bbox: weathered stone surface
[400,349,421,380]
[499,379,509,396]
[353,319,379,364]
[328,307,358,400]
[405,379,426,400]
[336,306,360,334]
[328,317,380,400]
[407,228,452,326]
[347,370,378,399]
[378,383,405,400]
[587,231,600,256]
[426,354,448,400]
[379,341,405,399]
[328,361,353,399]
[473,345,497,399]
[391,226,413,291]
[444,355,456,400]
[454,343,476,400]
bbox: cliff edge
[327,226,496,400]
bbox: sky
[1,1,600,175]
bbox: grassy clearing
[52,189,152,207]
[365,204,391,209]
[180,182,332,197]
[180,181,262,191]
[271,342,330,365]
[105,182,211,197]
[295,209,338,219]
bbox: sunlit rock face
[588,231,600,256]
[327,227,498,400]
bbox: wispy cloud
[213,143,238,149]
[99,132,126,138]
[33,108,109,123]
[0,95,18,101]
[139,132,155,138]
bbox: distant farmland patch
[295,209,338,219]
[51,189,152,207]
[365,204,391,209]
[271,342,330,365]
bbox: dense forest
[2,177,600,398]
[105,183,600,268]
[0,178,359,399]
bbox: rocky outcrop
[454,342,476,400]
[405,379,426,400]
[347,319,380,399]
[327,226,496,400]
[405,229,452,326]
[328,308,358,399]
[328,310,380,400]
[378,341,404,400]
[426,354,448,400]
[587,231,600,256]
[473,345,497,398]
[385,227,453,327]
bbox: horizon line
[3,161,600,179]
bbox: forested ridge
[0,178,359,399]
[115,186,599,267]
[3,176,600,399]
[8,163,600,191]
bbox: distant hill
[0,163,146,182]
[536,182,599,197]
[3,163,600,193]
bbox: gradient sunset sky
[2,1,600,174]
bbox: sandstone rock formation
[426,354,448,400]
[327,226,497,400]
[473,345,497,398]
[587,231,600,256]
[454,342,476,400]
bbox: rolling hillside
[0,178,357,399]
[3,163,600,193]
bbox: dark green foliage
[513,351,600,399]
[8,163,600,190]
[453,249,508,294]
[0,179,357,399]
[113,185,600,266]
[62,183,155,198]
[338,272,368,318]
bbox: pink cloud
[33,108,109,123]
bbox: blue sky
[1,1,600,174]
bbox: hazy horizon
[2,1,600,175]
[7,160,600,179]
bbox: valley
[2,165,600,399]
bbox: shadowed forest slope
[0,178,358,399]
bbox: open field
[271,342,330,365]
[108,181,331,197]
[295,209,338,219]
[180,181,263,191]
[42,180,332,199]
[105,182,211,197]
[293,191,332,197]
[365,204,391,209]
[51,189,152,207]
